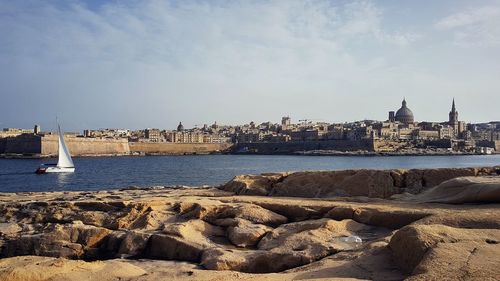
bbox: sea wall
[220,166,500,199]
[0,135,41,155]
[0,138,6,154]
[0,135,231,157]
[41,136,130,156]
[233,140,374,154]
[129,142,232,155]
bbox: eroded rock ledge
[0,167,499,281]
[221,166,500,198]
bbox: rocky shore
[0,167,499,280]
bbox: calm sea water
[0,155,499,192]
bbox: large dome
[177,122,184,131]
[395,99,414,124]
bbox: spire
[451,98,456,112]
[402,98,407,107]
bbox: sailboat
[35,124,75,174]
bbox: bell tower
[448,98,459,132]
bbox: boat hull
[46,167,75,173]
[36,167,75,174]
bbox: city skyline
[3,97,494,132]
[1,0,500,131]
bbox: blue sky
[1,0,499,131]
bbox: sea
[0,155,499,192]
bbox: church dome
[395,99,414,124]
[177,122,184,131]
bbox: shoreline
[0,151,497,159]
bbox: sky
[1,0,499,132]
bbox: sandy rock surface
[222,167,499,198]
[0,170,499,280]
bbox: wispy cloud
[435,6,500,46]
[0,1,498,129]
[323,1,421,46]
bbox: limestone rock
[227,219,271,247]
[352,207,430,229]
[390,169,406,188]
[257,202,332,222]
[3,235,84,259]
[258,218,367,250]
[215,204,287,227]
[201,248,247,271]
[146,219,225,262]
[406,176,500,204]
[146,234,207,262]
[331,169,398,198]
[163,219,225,239]
[388,224,500,274]
[422,168,476,188]
[178,202,227,222]
[271,170,357,197]
[117,231,151,257]
[2,222,112,259]
[324,206,430,229]
[408,242,500,280]
[0,223,22,237]
[220,173,288,196]
[404,167,480,194]
[203,219,370,273]
[270,170,399,198]
[0,256,147,281]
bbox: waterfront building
[84,129,130,138]
[346,126,376,141]
[439,126,454,139]
[326,124,345,140]
[281,116,291,130]
[145,128,162,142]
[379,122,399,140]
[397,127,414,140]
[415,129,440,140]
[0,128,34,138]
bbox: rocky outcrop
[400,176,500,204]
[202,218,372,273]
[2,221,112,259]
[0,172,499,280]
[323,205,430,229]
[388,224,500,279]
[227,219,271,247]
[271,170,398,198]
[220,173,289,196]
[221,166,500,199]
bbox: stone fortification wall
[422,139,453,148]
[2,135,231,157]
[0,138,6,154]
[221,166,500,199]
[234,140,374,154]
[129,142,232,155]
[372,139,407,152]
[41,136,130,156]
[0,135,41,155]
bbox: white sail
[57,125,74,168]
